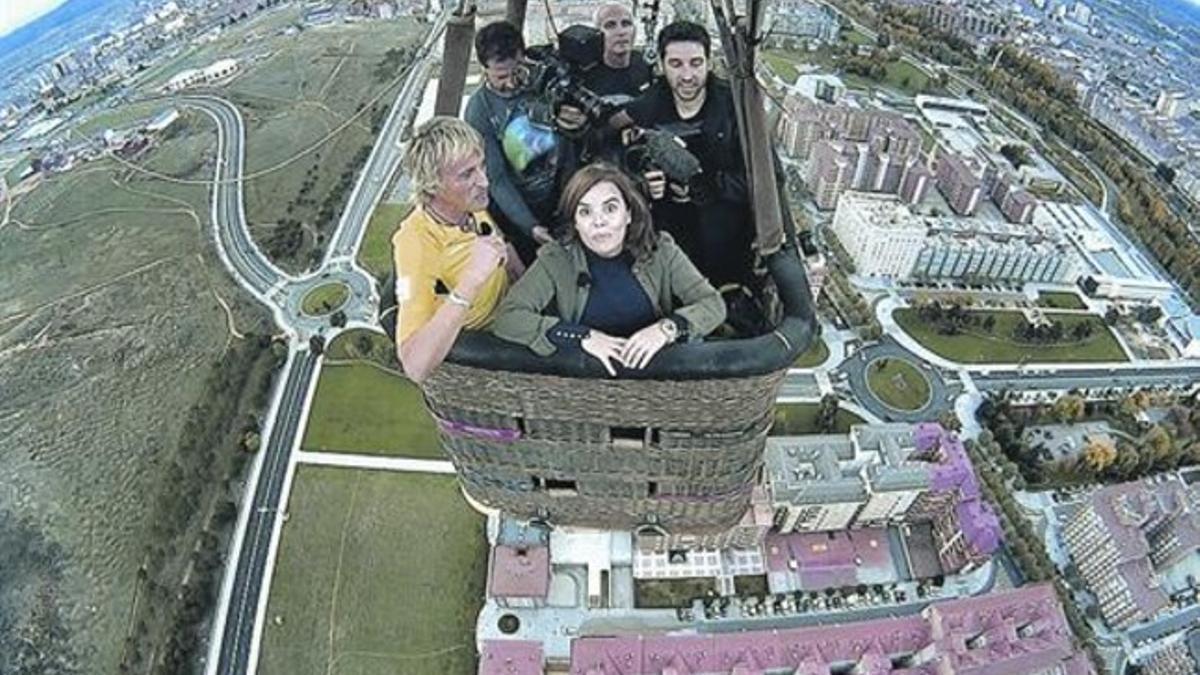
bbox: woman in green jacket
[491,162,726,375]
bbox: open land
[258,468,487,675]
[302,329,440,459]
[358,200,412,280]
[158,8,424,272]
[0,110,270,672]
[894,308,1127,363]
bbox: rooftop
[567,583,1092,675]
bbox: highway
[195,10,450,675]
[325,9,449,261]
[215,350,316,675]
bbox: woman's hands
[581,331,626,377]
[621,321,672,370]
[582,321,674,376]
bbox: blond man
[392,117,521,382]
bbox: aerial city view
[3,0,1200,673]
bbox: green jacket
[491,232,726,355]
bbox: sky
[0,0,70,39]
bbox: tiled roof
[569,584,1092,675]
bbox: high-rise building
[899,156,935,205]
[936,151,984,216]
[830,192,927,277]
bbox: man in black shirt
[583,3,653,103]
[616,21,753,289]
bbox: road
[194,10,450,675]
[214,350,316,674]
[189,96,286,297]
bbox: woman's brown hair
[557,162,657,261]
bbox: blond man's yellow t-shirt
[391,205,508,345]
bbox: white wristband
[447,290,472,309]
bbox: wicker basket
[416,246,816,533]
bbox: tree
[817,393,840,433]
[1052,394,1085,423]
[1144,424,1172,458]
[1155,161,1176,184]
[1081,436,1116,473]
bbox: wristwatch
[659,318,679,343]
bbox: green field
[772,403,865,435]
[302,362,441,458]
[882,60,930,95]
[259,468,486,675]
[794,338,830,368]
[894,308,1127,364]
[866,358,931,411]
[1036,291,1087,310]
[634,578,717,608]
[761,50,801,82]
[844,28,874,46]
[301,282,350,315]
[359,201,412,279]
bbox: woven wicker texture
[422,364,788,531]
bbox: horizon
[0,0,70,40]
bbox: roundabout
[838,337,959,422]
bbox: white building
[831,192,926,277]
[831,192,1077,283]
[162,58,239,92]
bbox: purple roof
[765,529,894,590]
[1079,476,1200,620]
[488,545,550,599]
[570,584,1091,675]
[480,640,544,675]
[917,424,1003,557]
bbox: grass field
[301,282,350,315]
[302,362,441,458]
[1036,291,1087,310]
[883,60,930,95]
[793,338,830,368]
[69,100,180,139]
[772,403,865,435]
[0,115,270,670]
[359,201,412,279]
[866,358,931,411]
[844,28,874,46]
[259,468,486,675]
[894,308,1127,364]
[762,50,801,82]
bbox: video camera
[623,128,703,189]
[524,25,617,133]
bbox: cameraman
[613,21,752,289]
[464,21,583,264]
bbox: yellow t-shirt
[391,205,508,345]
